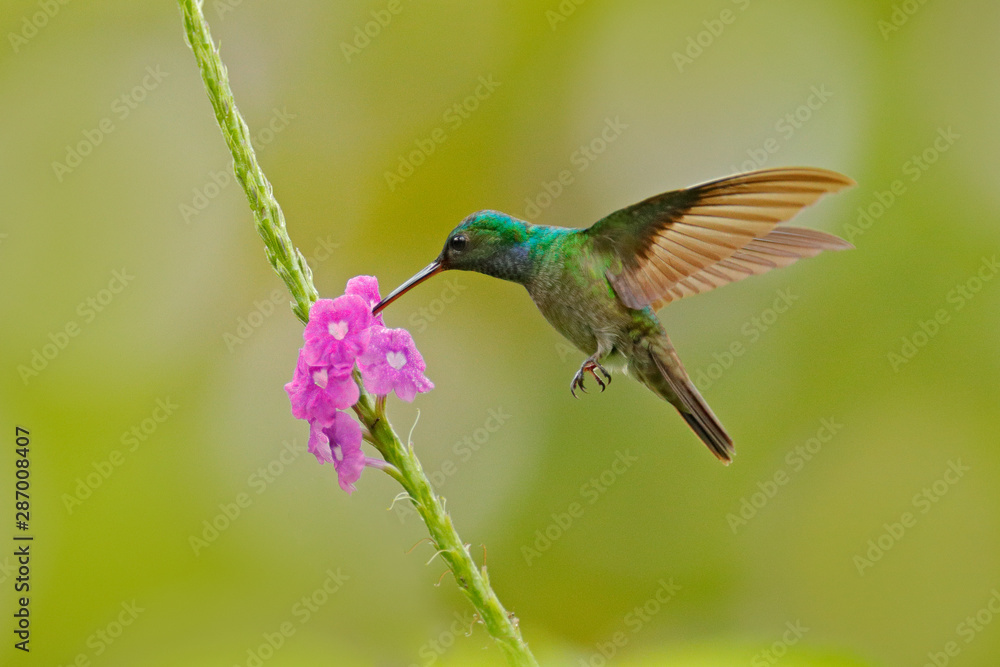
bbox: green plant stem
[176,2,537,665]
[354,396,536,666]
[178,0,316,326]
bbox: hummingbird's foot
[591,361,612,386]
[570,358,612,398]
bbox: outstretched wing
[586,167,855,310]
[647,226,853,309]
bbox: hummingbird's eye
[449,235,467,252]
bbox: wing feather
[586,167,855,309]
[648,226,854,310]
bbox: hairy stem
[176,2,537,665]
[355,396,536,665]
[178,0,317,325]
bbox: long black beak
[373,259,445,314]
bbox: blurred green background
[2,0,999,665]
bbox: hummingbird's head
[438,210,530,273]
[374,211,532,314]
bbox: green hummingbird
[373,167,854,464]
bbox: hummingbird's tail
[637,335,735,464]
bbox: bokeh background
[2,0,999,665]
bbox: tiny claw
[597,363,611,383]
[586,366,607,392]
[570,369,588,398]
[574,358,611,394]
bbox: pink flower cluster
[285,276,433,493]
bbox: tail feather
[679,411,734,464]
[642,336,735,464]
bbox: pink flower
[346,275,385,327]
[308,412,366,493]
[284,350,360,425]
[303,295,372,369]
[284,276,437,494]
[359,327,434,402]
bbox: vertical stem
[178,0,317,325]
[355,395,538,666]
[176,2,538,665]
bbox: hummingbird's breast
[524,231,641,358]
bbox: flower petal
[324,373,360,411]
[346,275,385,327]
[307,421,335,464]
[303,295,373,366]
[330,413,364,493]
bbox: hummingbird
[373,167,855,464]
